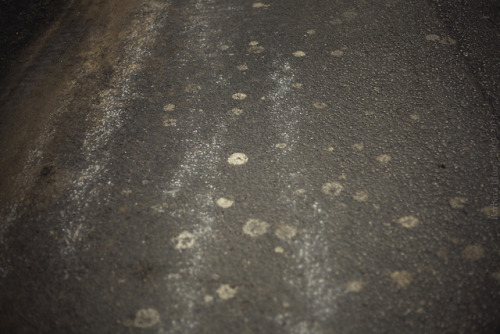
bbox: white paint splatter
[185,83,202,93]
[174,231,196,250]
[227,153,248,165]
[275,224,297,240]
[352,143,364,151]
[440,37,456,45]
[330,50,344,57]
[243,219,269,237]
[151,202,168,213]
[449,197,467,209]
[376,154,391,164]
[216,197,234,208]
[133,308,160,328]
[163,118,177,127]
[462,244,485,261]
[391,271,413,288]
[231,107,243,115]
[322,182,344,197]
[252,2,270,8]
[481,206,499,218]
[216,284,238,299]
[342,11,358,20]
[396,215,419,228]
[232,92,247,100]
[353,190,368,202]
[426,34,440,41]
[163,104,175,111]
[248,42,265,54]
[346,280,363,292]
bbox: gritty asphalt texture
[0,0,499,333]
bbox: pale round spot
[330,18,343,25]
[216,197,234,208]
[293,51,306,57]
[249,41,259,46]
[313,102,327,109]
[174,231,196,250]
[440,37,456,45]
[216,284,237,300]
[248,45,265,54]
[237,64,248,71]
[327,146,335,152]
[330,50,344,57]
[221,45,229,50]
[275,246,284,253]
[426,34,440,41]
[151,203,168,213]
[391,270,413,288]
[352,143,364,151]
[133,308,160,328]
[294,188,306,195]
[410,114,420,120]
[481,206,499,218]
[396,215,419,228]
[275,224,297,240]
[243,219,269,237]
[252,2,269,8]
[462,244,485,261]
[275,143,287,149]
[376,154,391,164]
[163,104,175,112]
[228,153,248,165]
[163,118,177,127]
[449,197,467,209]
[342,11,358,19]
[353,190,369,202]
[231,107,243,115]
[185,83,201,93]
[232,93,247,100]
[292,82,303,88]
[307,29,316,35]
[322,182,344,196]
[204,295,214,303]
[346,280,363,292]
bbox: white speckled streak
[268,62,343,332]
[60,2,169,255]
[161,1,243,332]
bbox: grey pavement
[0,0,499,333]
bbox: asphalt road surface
[0,0,499,333]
